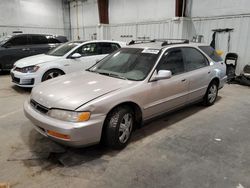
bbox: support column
[97,0,109,24]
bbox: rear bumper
[219,75,227,89]
[24,99,106,147]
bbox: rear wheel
[42,69,64,82]
[203,81,218,106]
[104,106,134,149]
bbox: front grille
[21,78,34,85]
[12,76,20,84]
[30,99,49,114]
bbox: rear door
[29,35,51,55]
[181,47,212,102]
[0,35,30,69]
[144,48,189,118]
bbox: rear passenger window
[31,35,48,44]
[182,47,208,71]
[47,38,61,44]
[157,48,185,75]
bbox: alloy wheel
[208,84,217,103]
[45,72,62,80]
[119,113,133,143]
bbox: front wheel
[203,81,218,106]
[104,106,134,149]
[42,69,64,82]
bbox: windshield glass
[0,36,11,46]
[89,48,160,81]
[47,42,79,56]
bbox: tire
[42,69,64,82]
[203,81,218,106]
[104,106,134,149]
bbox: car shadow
[21,96,222,169]
[0,71,10,75]
[11,85,32,93]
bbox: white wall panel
[108,19,186,43]
[0,0,66,37]
[109,0,175,24]
[69,0,99,40]
[187,0,250,17]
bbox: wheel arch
[41,68,65,82]
[210,77,220,87]
[108,101,143,125]
[101,101,143,141]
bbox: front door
[67,43,107,72]
[0,35,30,69]
[144,48,189,119]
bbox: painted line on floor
[0,109,23,119]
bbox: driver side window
[75,43,99,56]
[157,48,185,75]
[7,35,28,46]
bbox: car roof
[10,33,67,38]
[127,40,209,50]
[70,40,127,46]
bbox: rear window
[199,46,223,62]
[31,35,48,44]
[47,38,61,44]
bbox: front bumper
[24,99,106,147]
[10,69,41,88]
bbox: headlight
[47,109,90,122]
[21,65,39,73]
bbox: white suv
[10,40,126,87]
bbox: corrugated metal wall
[190,15,250,74]
[70,19,186,42]
[106,19,185,42]
[68,0,250,74]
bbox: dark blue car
[0,34,68,71]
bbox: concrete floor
[0,72,250,188]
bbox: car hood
[31,71,135,110]
[15,54,62,68]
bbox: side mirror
[151,70,172,81]
[70,53,81,59]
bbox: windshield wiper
[98,72,127,80]
[109,73,127,80]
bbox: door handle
[64,64,70,66]
[181,79,186,82]
[208,71,211,74]
[22,48,30,51]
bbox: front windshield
[47,42,79,56]
[89,48,160,81]
[0,36,11,46]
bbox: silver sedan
[24,42,227,149]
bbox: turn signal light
[47,130,70,140]
[77,112,91,122]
